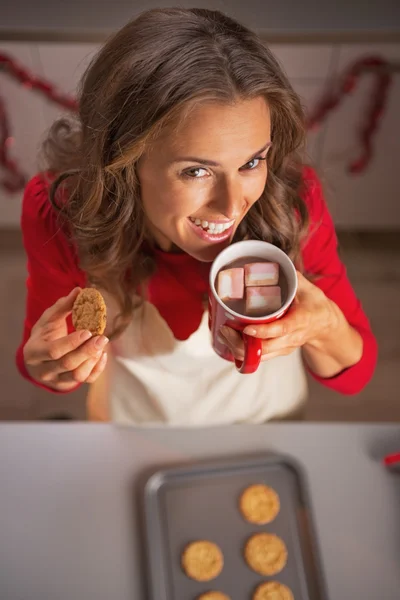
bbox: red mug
[209,240,298,374]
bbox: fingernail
[244,327,257,336]
[80,330,92,342]
[94,335,109,350]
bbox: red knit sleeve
[16,174,86,392]
[301,167,377,394]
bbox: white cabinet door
[319,44,400,228]
[268,43,334,80]
[0,43,48,226]
[268,44,337,167]
[3,40,397,230]
[291,81,328,165]
[36,43,100,127]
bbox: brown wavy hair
[43,7,309,337]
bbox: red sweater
[16,168,377,395]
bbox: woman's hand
[23,288,109,392]
[219,272,363,377]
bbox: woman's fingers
[34,335,109,380]
[26,329,93,364]
[219,327,244,359]
[34,287,82,331]
[261,332,305,355]
[56,356,101,385]
[260,348,295,362]
[53,335,108,374]
[23,288,110,391]
[86,352,108,383]
[40,351,108,387]
[243,305,303,339]
[219,326,299,360]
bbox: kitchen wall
[0,40,399,228]
[2,0,399,34]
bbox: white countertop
[0,423,399,599]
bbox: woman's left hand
[219,271,340,362]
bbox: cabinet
[0,41,399,228]
[319,44,400,228]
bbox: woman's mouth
[187,217,235,243]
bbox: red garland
[0,53,78,111]
[0,51,395,192]
[307,55,393,174]
[0,95,26,192]
[0,52,78,193]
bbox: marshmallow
[245,286,282,316]
[217,268,244,301]
[244,262,279,286]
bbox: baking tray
[143,454,327,600]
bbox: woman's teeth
[190,217,233,234]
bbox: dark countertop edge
[0,28,399,44]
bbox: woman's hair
[43,7,309,336]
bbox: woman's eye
[183,167,209,179]
[242,156,266,171]
[247,158,260,169]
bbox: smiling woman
[137,99,273,261]
[16,7,377,424]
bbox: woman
[17,8,377,424]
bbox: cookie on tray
[72,288,107,335]
[244,533,287,576]
[197,592,231,600]
[182,540,224,582]
[239,484,280,525]
[253,581,294,600]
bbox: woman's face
[138,97,271,262]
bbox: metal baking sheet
[143,454,327,600]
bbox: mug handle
[234,333,263,374]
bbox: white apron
[90,295,308,426]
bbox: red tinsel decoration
[307,55,393,174]
[0,95,26,192]
[0,53,78,111]
[0,51,395,192]
[0,52,78,193]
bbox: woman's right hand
[23,288,109,392]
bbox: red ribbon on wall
[307,55,393,174]
[0,51,395,193]
[0,52,78,192]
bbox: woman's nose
[211,175,244,219]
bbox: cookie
[72,288,107,335]
[244,533,287,576]
[182,541,224,582]
[197,593,231,600]
[253,581,294,600]
[239,484,280,525]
